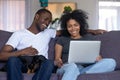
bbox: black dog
[18,55,47,73]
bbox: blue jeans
[57,58,116,80]
[57,63,80,80]
[7,56,54,80]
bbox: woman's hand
[54,58,63,68]
[96,55,102,62]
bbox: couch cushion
[95,31,120,70]
[77,71,120,80]
[0,72,58,80]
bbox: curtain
[98,0,120,31]
[0,0,25,32]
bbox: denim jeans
[57,58,116,80]
[57,63,80,80]
[7,56,54,80]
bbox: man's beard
[36,24,42,32]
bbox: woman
[54,9,116,80]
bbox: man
[0,9,56,80]
[0,8,106,80]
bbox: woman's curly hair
[60,9,89,37]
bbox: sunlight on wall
[46,2,76,20]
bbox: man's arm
[0,45,18,61]
[56,29,107,36]
[56,30,61,36]
[87,29,107,35]
[0,45,38,61]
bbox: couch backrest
[0,30,12,50]
[95,31,120,70]
[1,30,120,70]
[48,37,58,60]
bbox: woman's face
[67,19,80,38]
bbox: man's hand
[20,46,38,56]
[88,29,107,35]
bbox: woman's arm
[54,43,63,67]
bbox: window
[0,0,25,32]
[99,1,120,31]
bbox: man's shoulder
[11,29,27,37]
[13,29,27,34]
[45,28,56,32]
[44,29,56,35]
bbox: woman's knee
[101,58,116,70]
[65,63,78,71]
[57,63,79,75]
[63,63,79,78]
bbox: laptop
[68,41,101,64]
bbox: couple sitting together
[0,8,116,80]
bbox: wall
[29,0,99,29]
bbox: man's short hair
[35,8,52,16]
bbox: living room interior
[0,0,120,31]
[1,0,120,32]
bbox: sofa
[0,30,120,80]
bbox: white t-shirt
[6,29,56,59]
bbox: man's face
[35,12,52,31]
